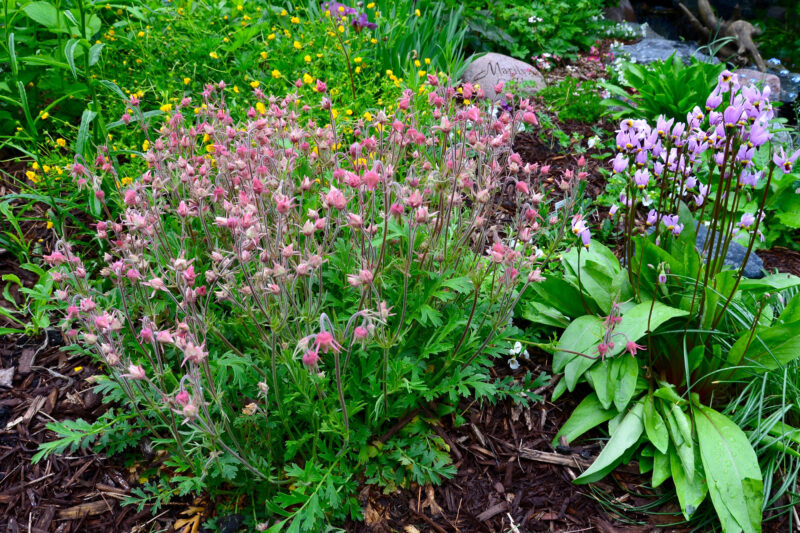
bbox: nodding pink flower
[177,201,189,217]
[315,79,327,93]
[121,113,131,125]
[302,349,319,367]
[124,364,146,380]
[540,165,550,175]
[324,187,347,210]
[389,202,404,219]
[406,189,423,208]
[66,305,80,319]
[515,180,529,194]
[609,204,619,217]
[427,73,439,87]
[175,390,190,406]
[354,326,369,341]
[315,331,340,354]
[182,403,198,420]
[489,242,505,263]
[466,106,480,122]
[123,189,139,206]
[274,193,294,215]
[596,343,610,359]
[415,206,430,224]
[156,330,173,344]
[646,209,658,226]
[140,327,154,343]
[625,341,645,357]
[346,213,363,228]
[295,78,303,88]
[658,273,667,284]
[773,147,800,173]
[363,169,381,190]
[129,96,140,107]
[44,251,67,266]
[522,112,538,125]
[71,163,87,178]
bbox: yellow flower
[280,9,287,16]
[345,109,353,116]
[363,111,372,121]
[74,366,83,373]
[121,176,133,186]
[414,59,420,68]
[183,77,191,85]
[338,25,344,33]
[338,5,345,12]
[267,33,275,40]
[236,4,243,10]
[233,85,240,93]
[137,30,145,37]
[293,40,302,49]
[355,66,361,74]
[418,70,426,77]
[249,80,260,88]
[46,221,54,229]
[303,73,313,84]
[40,111,49,120]
[256,102,266,115]
[272,69,281,79]
[160,103,172,113]
[42,165,51,173]
[32,162,39,170]
[56,138,66,147]
[425,58,431,65]
[415,8,421,16]
[304,54,311,63]
[142,139,150,151]
[209,51,219,59]
[26,170,37,182]
[291,16,300,23]
[371,38,377,44]
[367,2,375,7]
[223,37,229,42]
[332,109,339,119]
[206,144,216,153]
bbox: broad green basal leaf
[694,405,763,533]
[574,401,644,485]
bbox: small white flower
[508,357,520,370]
[510,341,523,355]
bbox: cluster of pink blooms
[607,70,797,243]
[50,76,576,429]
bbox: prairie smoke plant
[49,79,572,528]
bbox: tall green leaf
[574,401,644,484]
[694,405,763,533]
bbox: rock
[766,6,786,20]
[734,68,781,96]
[462,53,545,101]
[605,0,636,23]
[620,37,716,65]
[695,224,764,279]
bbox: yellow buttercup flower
[267,33,275,40]
[302,73,313,84]
[160,103,172,113]
[425,58,431,65]
[331,109,339,119]
[233,85,240,93]
[121,176,133,186]
[250,80,260,88]
[137,30,145,37]
[367,2,375,7]
[183,77,191,85]
[293,40,302,49]
[236,4,243,10]
[291,16,300,23]
[40,111,49,120]
[414,59,420,68]
[280,9,287,16]
[56,138,67,147]
[42,165,50,173]
[209,51,219,59]
[260,51,268,59]
[142,139,150,151]
[304,54,311,63]
[355,66,361,74]
[363,111,372,121]
[256,102,266,114]
[272,69,281,79]
[46,221,54,230]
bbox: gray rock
[735,69,781,96]
[695,224,764,279]
[462,53,545,101]
[620,37,716,65]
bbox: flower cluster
[50,76,574,505]
[608,71,786,254]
